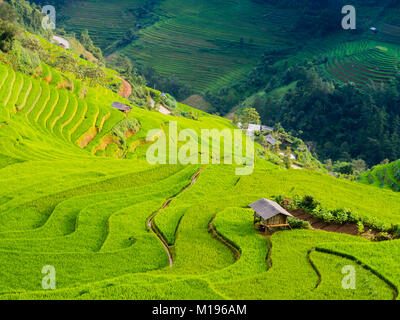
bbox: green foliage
[0,21,18,52]
[288,217,311,229]
[11,41,40,74]
[0,2,18,22]
[8,0,47,35]
[357,221,365,235]
[360,160,400,192]
[300,195,320,211]
[240,107,260,127]
[79,29,103,63]
[111,118,140,148]
[20,34,42,52]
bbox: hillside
[360,160,400,192]
[32,0,400,166]
[0,0,399,301]
[0,17,400,300]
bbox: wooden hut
[111,102,133,113]
[249,198,293,232]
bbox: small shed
[111,101,133,113]
[265,134,277,146]
[250,198,293,231]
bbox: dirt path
[117,76,132,99]
[147,168,204,267]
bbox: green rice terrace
[53,0,400,95]
[360,160,400,192]
[324,41,400,86]
[0,0,399,301]
[58,0,302,93]
[1,34,400,300]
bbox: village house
[238,123,274,134]
[111,102,133,113]
[265,134,277,146]
[250,198,293,232]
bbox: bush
[331,208,348,224]
[0,21,18,52]
[392,225,400,239]
[111,118,140,148]
[313,206,333,223]
[373,232,392,242]
[357,221,364,234]
[20,35,42,52]
[288,217,311,229]
[12,42,40,75]
[273,195,285,206]
[300,195,319,211]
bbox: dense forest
[258,67,400,166]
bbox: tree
[240,107,260,128]
[352,159,367,174]
[333,161,354,175]
[0,21,18,52]
[232,115,239,126]
[0,2,17,22]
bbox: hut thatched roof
[249,198,293,220]
[111,102,132,112]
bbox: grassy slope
[0,37,400,300]
[359,160,400,192]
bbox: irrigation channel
[147,168,204,267]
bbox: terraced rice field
[56,0,153,49]
[1,53,400,299]
[325,45,399,86]
[56,0,300,93]
[121,0,299,92]
[360,160,400,192]
[378,23,400,45]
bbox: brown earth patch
[290,209,378,238]
[93,134,116,153]
[117,76,132,99]
[78,127,98,149]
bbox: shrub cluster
[287,217,311,229]
[111,118,140,148]
[274,194,395,235]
